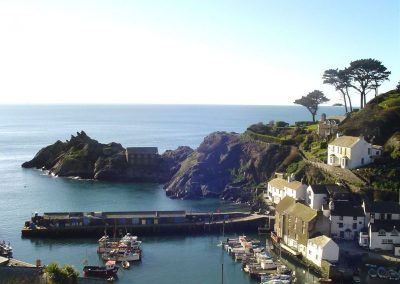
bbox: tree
[294,90,329,122]
[346,59,391,109]
[396,80,400,92]
[322,69,353,112]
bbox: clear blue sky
[0,0,399,105]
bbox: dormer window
[391,229,398,236]
[378,229,386,236]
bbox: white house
[306,184,350,211]
[327,135,381,169]
[267,176,307,204]
[363,201,400,224]
[327,200,365,240]
[306,235,339,267]
[368,220,400,252]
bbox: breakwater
[22,211,267,238]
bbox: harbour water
[0,104,344,283]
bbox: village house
[324,200,365,240]
[267,174,307,204]
[306,235,339,267]
[125,147,160,166]
[359,200,400,255]
[327,135,382,169]
[317,113,345,138]
[306,184,350,211]
[274,196,330,257]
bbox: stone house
[306,235,339,267]
[125,147,159,166]
[317,114,345,138]
[327,135,381,169]
[274,196,330,256]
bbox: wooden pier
[21,211,268,238]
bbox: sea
[0,105,345,284]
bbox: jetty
[22,211,267,238]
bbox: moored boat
[122,260,130,269]
[368,268,377,278]
[102,249,141,262]
[83,260,118,278]
[0,241,13,258]
[377,266,388,279]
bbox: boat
[122,260,130,269]
[388,269,400,280]
[318,278,332,283]
[377,266,388,279]
[368,268,377,278]
[97,233,142,253]
[83,260,119,278]
[102,249,141,262]
[0,241,13,258]
[352,275,361,283]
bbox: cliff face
[22,131,193,183]
[164,132,294,199]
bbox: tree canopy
[322,68,352,113]
[346,58,391,108]
[294,90,329,122]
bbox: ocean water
[0,104,344,283]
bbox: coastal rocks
[164,132,293,200]
[22,131,193,183]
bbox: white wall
[330,215,365,240]
[306,186,327,210]
[369,230,400,250]
[306,239,339,267]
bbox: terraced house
[267,175,307,204]
[274,196,330,256]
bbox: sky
[0,0,399,105]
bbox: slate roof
[275,196,296,214]
[309,185,328,195]
[286,202,317,222]
[330,201,365,217]
[309,184,350,200]
[369,201,400,214]
[269,178,304,190]
[126,147,158,154]
[329,136,360,148]
[308,235,334,247]
[370,220,400,232]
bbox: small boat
[318,278,332,283]
[388,269,400,280]
[0,241,13,258]
[83,260,119,278]
[352,275,361,283]
[122,261,130,269]
[377,266,388,279]
[368,268,377,278]
[102,249,141,262]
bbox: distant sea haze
[0,104,344,284]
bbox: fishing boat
[377,266,388,279]
[0,241,13,258]
[102,249,141,262]
[122,260,130,269]
[368,268,377,278]
[83,260,119,278]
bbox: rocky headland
[22,131,193,183]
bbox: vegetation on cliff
[22,131,193,183]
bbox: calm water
[0,105,344,283]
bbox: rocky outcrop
[164,132,295,200]
[22,131,193,183]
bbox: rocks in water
[22,131,193,183]
[164,131,293,200]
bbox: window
[338,223,343,228]
[368,148,371,155]
[302,222,306,234]
[382,239,394,244]
[339,216,343,221]
[361,158,364,165]
[391,230,398,236]
[376,151,380,155]
[380,214,385,220]
[353,223,357,230]
[378,229,386,236]
[353,216,357,221]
